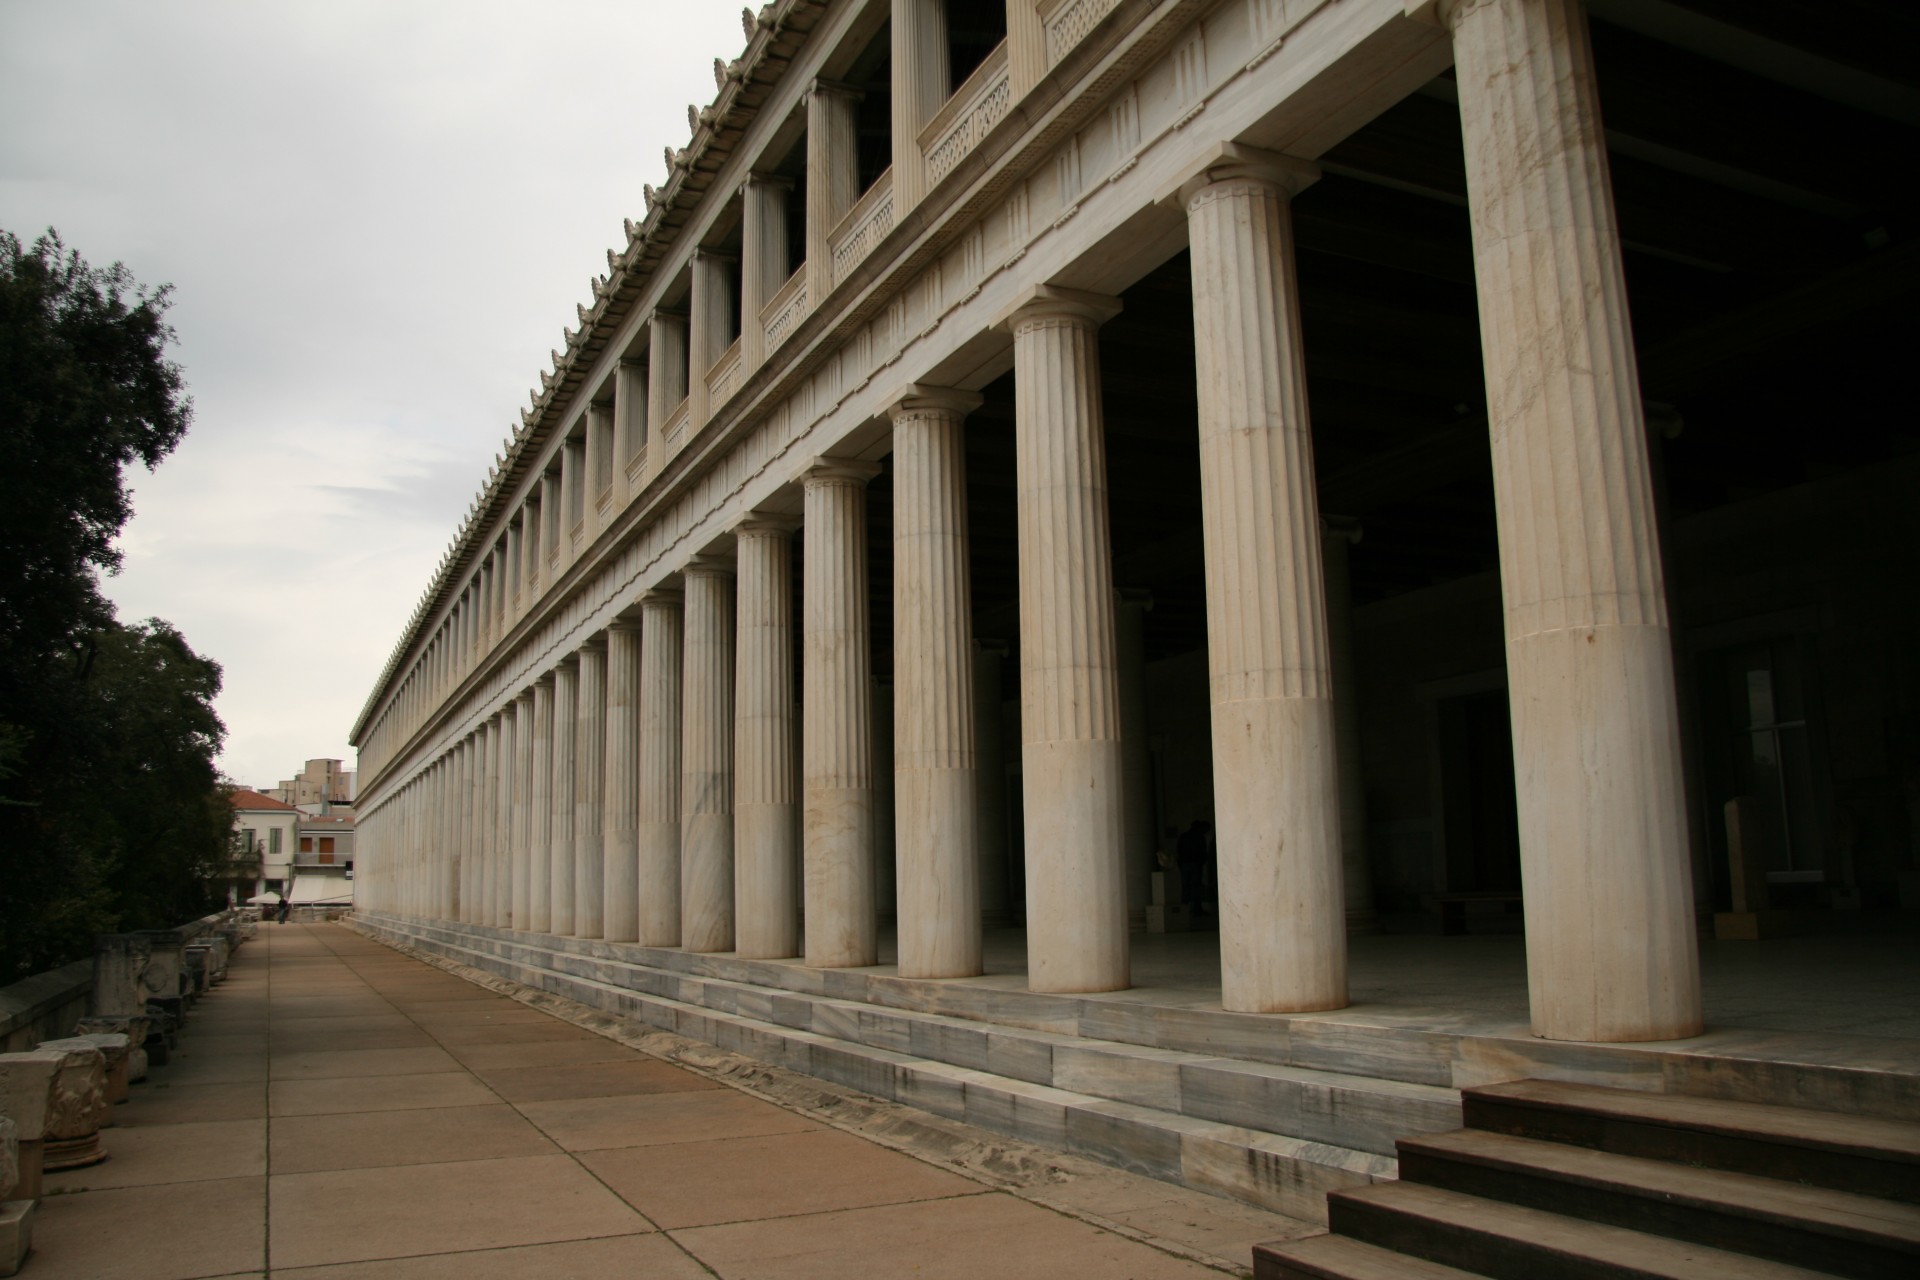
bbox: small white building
[229,788,300,903]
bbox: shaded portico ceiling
[852,0,1920,680]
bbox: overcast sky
[1,1,749,789]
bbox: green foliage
[0,229,229,980]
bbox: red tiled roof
[229,788,299,812]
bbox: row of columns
[363,0,1699,1044]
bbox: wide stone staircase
[1254,1078,1920,1279]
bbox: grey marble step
[1398,1129,1920,1280]
[356,914,1395,1222]
[1464,1079,1920,1207]
[1329,1181,1833,1280]
[1254,1233,1487,1280]
[360,912,1920,1125]
[374,914,1461,1155]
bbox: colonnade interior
[353,0,1919,1063]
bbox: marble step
[366,918,1393,1222]
[1464,1079,1920,1205]
[1398,1129,1920,1280]
[1253,1233,1485,1280]
[392,915,1462,1155]
[362,913,1920,1125]
[1327,1181,1833,1279]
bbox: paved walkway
[29,923,1311,1279]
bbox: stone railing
[661,397,691,453]
[1042,0,1123,65]
[760,267,808,355]
[921,42,1012,187]
[706,338,743,414]
[829,169,895,290]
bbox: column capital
[744,170,796,193]
[681,553,736,580]
[636,586,683,609]
[534,669,557,687]
[809,76,865,102]
[886,385,983,422]
[734,509,802,537]
[798,457,882,489]
[691,246,738,266]
[607,613,646,633]
[576,632,608,653]
[1156,141,1320,211]
[995,284,1121,334]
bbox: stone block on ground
[0,1198,33,1279]
[33,1042,110,1172]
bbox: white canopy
[289,874,353,905]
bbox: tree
[0,229,229,979]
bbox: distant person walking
[277,896,291,925]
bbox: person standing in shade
[1177,819,1213,917]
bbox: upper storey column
[636,591,685,946]
[615,358,649,502]
[1179,146,1346,1014]
[1005,287,1129,994]
[740,175,791,373]
[802,460,881,969]
[891,0,948,212]
[734,516,800,960]
[1444,0,1699,1042]
[646,311,689,479]
[689,251,735,428]
[805,81,861,305]
[602,621,644,943]
[682,560,737,953]
[889,390,984,979]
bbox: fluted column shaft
[890,0,948,211]
[574,641,607,939]
[1183,155,1346,1014]
[476,719,496,926]
[637,592,685,945]
[1449,0,1700,1042]
[805,82,862,305]
[603,621,644,942]
[549,661,579,935]
[1010,291,1129,993]
[528,678,555,932]
[496,705,517,927]
[682,565,736,953]
[512,692,534,929]
[891,393,983,978]
[734,520,800,959]
[741,176,791,372]
[803,462,880,969]
[454,740,472,920]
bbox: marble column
[550,659,579,936]
[511,689,535,930]
[1116,588,1156,923]
[734,518,801,960]
[1007,287,1129,993]
[803,461,881,969]
[528,676,556,933]
[575,639,608,940]
[890,390,984,978]
[689,251,734,427]
[615,358,649,495]
[1321,518,1376,933]
[682,562,736,953]
[973,640,1012,925]
[496,705,518,927]
[741,175,791,372]
[603,620,644,943]
[637,591,685,946]
[476,718,496,927]
[806,80,861,303]
[1448,0,1700,1041]
[1181,146,1346,1014]
[891,0,948,211]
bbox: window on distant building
[270,828,282,854]
[299,837,313,853]
[319,837,334,853]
